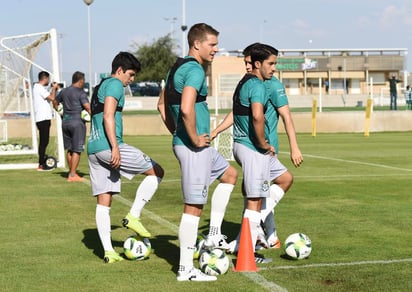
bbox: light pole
[181,0,187,57]
[83,0,94,98]
[164,17,178,39]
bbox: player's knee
[222,165,238,185]
[154,164,165,179]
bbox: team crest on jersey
[261,180,270,192]
[202,185,208,198]
[143,154,152,162]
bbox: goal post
[0,28,65,169]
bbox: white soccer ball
[81,109,90,122]
[284,233,312,260]
[123,236,151,261]
[193,236,205,260]
[198,248,230,275]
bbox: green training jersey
[233,74,270,153]
[265,76,289,152]
[87,77,125,154]
[166,57,209,147]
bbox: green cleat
[103,251,124,264]
[122,213,151,238]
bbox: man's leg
[96,193,123,263]
[36,120,50,166]
[205,165,237,249]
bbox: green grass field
[1,132,411,291]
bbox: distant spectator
[324,79,329,94]
[389,75,401,110]
[32,71,58,171]
[53,71,91,182]
[405,85,412,110]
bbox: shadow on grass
[81,226,123,260]
[199,219,241,242]
[151,234,179,273]
[53,170,88,179]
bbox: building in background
[209,48,408,98]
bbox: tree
[131,34,178,83]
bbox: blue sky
[1,0,411,83]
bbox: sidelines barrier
[2,110,412,139]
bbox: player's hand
[210,130,218,141]
[291,150,303,167]
[194,133,210,148]
[111,146,121,169]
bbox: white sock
[243,209,261,252]
[96,204,113,252]
[270,184,285,205]
[263,210,276,238]
[178,213,200,272]
[208,183,234,236]
[261,197,276,223]
[130,176,161,218]
[261,184,285,235]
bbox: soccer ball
[123,236,151,261]
[198,248,230,276]
[81,110,90,122]
[193,236,206,260]
[57,103,64,116]
[284,233,312,260]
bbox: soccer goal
[0,28,65,170]
[211,116,234,161]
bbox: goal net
[211,116,234,161]
[0,28,65,169]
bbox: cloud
[291,19,310,32]
[380,3,412,26]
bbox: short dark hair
[187,23,219,47]
[72,71,85,84]
[111,52,141,74]
[242,42,261,57]
[38,71,50,81]
[250,43,278,68]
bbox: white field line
[259,258,412,271]
[278,151,412,172]
[113,194,287,292]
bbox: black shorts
[62,119,86,152]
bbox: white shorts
[88,143,155,196]
[233,142,270,198]
[173,145,229,205]
[270,154,288,181]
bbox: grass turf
[0,132,411,291]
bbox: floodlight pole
[84,0,94,98]
[181,0,187,57]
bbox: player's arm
[103,96,120,169]
[278,105,303,167]
[210,111,233,141]
[47,82,58,103]
[180,86,210,148]
[82,102,91,115]
[251,102,272,154]
[157,88,176,134]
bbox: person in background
[32,71,59,171]
[53,71,91,182]
[389,75,401,110]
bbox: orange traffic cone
[233,217,258,272]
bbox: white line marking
[113,194,178,233]
[283,152,412,172]
[113,194,287,291]
[241,272,288,292]
[259,258,412,271]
